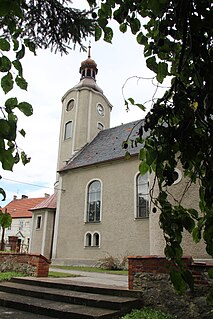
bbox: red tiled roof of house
[2,197,47,218]
[30,193,57,210]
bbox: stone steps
[0,278,142,319]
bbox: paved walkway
[49,267,128,288]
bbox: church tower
[56,47,113,173]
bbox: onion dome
[74,45,103,93]
[79,45,98,80]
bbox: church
[29,48,209,266]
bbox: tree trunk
[0,227,5,251]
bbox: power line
[0,176,65,192]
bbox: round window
[66,99,75,111]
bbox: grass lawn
[0,271,79,281]
[51,265,128,275]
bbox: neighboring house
[30,48,210,264]
[1,195,48,251]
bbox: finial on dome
[88,41,91,59]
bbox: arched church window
[64,121,72,140]
[87,69,91,76]
[136,173,149,218]
[85,233,92,246]
[87,181,101,222]
[66,99,75,111]
[93,232,100,247]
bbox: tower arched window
[64,121,72,140]
[136,172,149,218]
[87,180,101,222]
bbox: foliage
[0,0,95,201]
[119,308,175,319]
[97,254,128,270]
[0,209,12,250]
[0,271,26,281]
[88,0,213,292]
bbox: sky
[0,0,168,206]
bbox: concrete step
[0,281,140,311]
[0,278,143,319]
[0,291,120,319]
[11,277,143,298]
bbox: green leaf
[12,60,23,77]
[18,102,33,116]
[136,103,146,111]
[0,188,6,201]
[1,72,13,93]
[130,18,141,35]
[95,25,102,41]
[5,97,18,109]
[1,149,15,171]
[139,161,150,176]
[0,56,12,72]
[103,27,113,43]
[128,97,135,105]
[16,44,25,60]
[157,62,168,83]
[170,269,187,295]
[0,38,10,51]
[24,39,36,54]
[124,151,131,160]
[136,32,147,45]
[0,210,12,227]
[19,128,26,137]
[15,76,28,90]
[13,39,19,51]
[192,227,201,243]
[119,23,127,33]
[21,151,31,165]
[146,56,158,74]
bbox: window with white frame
[85,233,92,246]
[136,172,149,218]
[64,121,72,140]
[93,232,100,247]
[87,180,101,222]
[84,232,100,247]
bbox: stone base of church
[51,258,97,267]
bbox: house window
[64,121,72,140]
[87,181,101,222]
[66,99,75,111]
[36,216,42,229]
[136,173,149,218]
[19,220,24,230]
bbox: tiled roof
[30,193,57,211]
[61,119,147,172]
[2,197,46,218]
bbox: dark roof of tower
[60,119,147,172]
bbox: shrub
[119,308,175,319]
[97,254,128,270]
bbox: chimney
[13,195,17,200]
[21,195,28,199]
